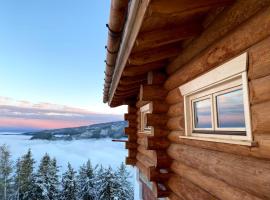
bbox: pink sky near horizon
[0,96,124,131]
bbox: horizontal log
[124,127,137,135]
[128,43,181,65]
[125,157,136,166]
[168,175,217,200]
[137,136,148,147]
[147,71,167,85]
[165,6,270,90]
[124,113,137,121]
[168,131,270,160]
[134,24,201,51]
[149,0,233,15]
[137,145,172,168]
[128,150,137,158]
[168,144,270,199]
[248,36,270,80]
[252,101,270,134]
[171,161,262,200]
[125,142,138,149]
[128,134,137,142]
[166,88,183,105]
[137,152,155,168]
[140,84,168,101]
[128,121,137,128]
[155,150,172,168]
[167,0,270,74]
[151,101,169,114]
[249,75,270,104]
[137,145,156,160]
[149,167,171,182]
[147,136,170,150]
[167,102,184,117]
[147,113,168,127]
[167,116,184,131]
[168,193,185,200]
[122,61,166,77]
[119,74,147,85]
[153,128,170,137]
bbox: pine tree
[17,149,36,200]
[33,153,51,200]
[97,166,118,200]
[77,160,96,200]
[48,158,60,200]
[61,163,77,200]
[115,163,134,200]
[0,144,13,200]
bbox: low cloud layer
[0,97,123,131]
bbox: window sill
[179,136,258,147]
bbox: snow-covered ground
[0,132,140,199]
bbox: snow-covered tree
[77,159,96,200]
[16,149,36,200]
[96,166,118,200]
[33,153,51,200]
[0,144,13,200]
[115,162,134,200]
[61,163,77,200]
[48,158,60,200]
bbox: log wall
[164,1,270,199]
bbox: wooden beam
[168,144,270,199]
[165,6,270,90]
[125,157,136,166]
[147,113,168,127]
[149,0,233,15]
[134,24,201,51]
[128,43,181,65]
[124,113,137,121]
[119,74,147,85]
[140,85,168,101]
[125,142,138,149]
[108,0,151,105]
[123,61,166,77]
[146,136,170,150]
[171,161,262,200]
[167,0,270,74]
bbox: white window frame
[179,53,254,145]
[139,103,153,134]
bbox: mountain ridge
[23,121,127,140]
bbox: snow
[0,133,140,199]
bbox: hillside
[23,121,127,140]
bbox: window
[140,103,152,133]
[179,53,253,144]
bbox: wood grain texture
[168,144,270,199]
[249,75,270,105]
[166,0,270,74]
[171,161,262,200]
[168,175,218,200]
[248,36,270,80]
[165,6,270,90]
[252,101,270,134]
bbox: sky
[0,0,126,131]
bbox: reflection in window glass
[193,99,212,128]
[216,89,245,128]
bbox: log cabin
[103,0,270,199]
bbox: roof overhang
[103,0,234,107]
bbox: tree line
[0,144,134,200]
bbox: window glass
[193,98,212,128]
[216,89,245,128]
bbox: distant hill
[23,121,127,140]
